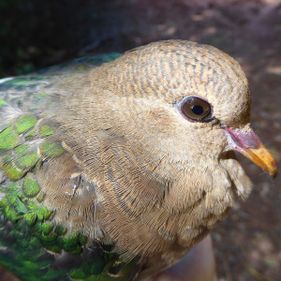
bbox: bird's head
[74,40,277,205]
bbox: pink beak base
[225,127,278,177]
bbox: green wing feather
[0,54,140,281]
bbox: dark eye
[179,96,212,122]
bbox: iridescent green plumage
[0,54,139,281]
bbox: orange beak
[226,127,278,177]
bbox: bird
[0,40,277,281]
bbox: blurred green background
[0,0,281,280]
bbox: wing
[0,55,142,281]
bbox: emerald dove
[0,40,277,281]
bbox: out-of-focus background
[0,0,280,280]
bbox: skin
[29,40,276,279]
[152,235,217,281]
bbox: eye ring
[177,96,213,122]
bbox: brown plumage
[28,40,276,278]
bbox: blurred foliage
[0,0,88,76]
[0,0,129,76]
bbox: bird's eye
[179,96,212,122]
